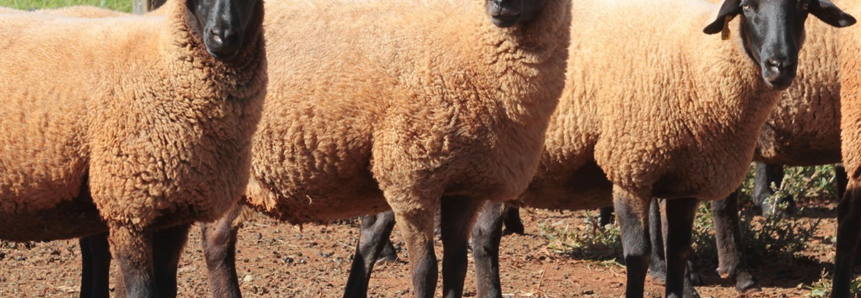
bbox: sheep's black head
[486,0,547,28]
[189,0,263,60]
[704,0,854,90]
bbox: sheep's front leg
[80,233,111,298]
[152,224,191,298]
[201,205,244,298]
[711,192,760,294]
[833,183,861,298]
[110,225,157,298]
[471,201,506,298]
[390,197,438,298]
[343,211,397,298]
[663,198,698,298]
[439,197,482,298]
[613,187,651,298]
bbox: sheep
[512,0,853,297]
[831,1,861,296]
[0,0,266,296]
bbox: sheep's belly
[245,174,390,225]
[0,195,105,241]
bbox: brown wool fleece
[840,3,861,181]
[242,0,572,224]
[0,0,266,241]
[519,0,784,211]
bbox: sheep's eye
[801,2,810,10]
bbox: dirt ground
[0,198,843,298]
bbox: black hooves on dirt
[734,271,762,294]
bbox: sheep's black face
[704,0,854,90]
[486,0,547,28]
[189,0,262,60]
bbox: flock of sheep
[1,0,860,297]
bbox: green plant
[805,269,861,297]
[539,211,623,261]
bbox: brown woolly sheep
[228,0,572,297]
[0,0,266,296]
[831,1,861,296]
[515,0,854,297]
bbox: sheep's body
[516,0,776,209]
[0,0,265,243]
[245,0,570,224]
[755,18,841,166]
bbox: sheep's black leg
[111,226,157,298]
[343,211,397,298]
[472,201,506,298]
[378,238,399,264]
[80,233,111,298]
[833,164,861,272]
[440,197,482,298]
[663,198,698,298]
[390,195,438,298]
[502,206,524,235]
[201,205,244,298]
[614,187,651,298]
[712,192,760,294]
[833,183,861,298]
[648,199,666,282]
[753,163,795,216]
[599,206,615,227]
[152,224,191,298]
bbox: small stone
[243,275,253,283]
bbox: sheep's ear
[703,0,742,34]
[810,0,856,28]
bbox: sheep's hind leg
[648,199,666,282]
[472,201,506,298]
[502,206,524,235]
[201,205,244,298]
[832,183,861,298]
[80,233,111,298]
[754,163,795,216]
[110,225,158,298]
[440,197,482,298]
[711,192,760,294]
[613,187,651,298]
[663,198,699,298]
[152,224,191,298]
[343,211,397,298]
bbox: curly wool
[0,0,266,241]
[840,2,861,181]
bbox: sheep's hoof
[734,271,762,294]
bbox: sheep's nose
[209,27,239,46]
[766,56,792,73]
